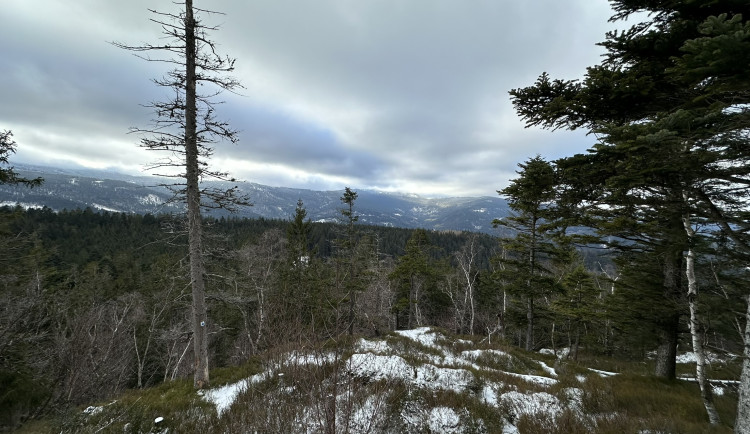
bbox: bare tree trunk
[683,210,720,424]
[526,217,537,351]
[735,296,750,434]
[184,0,209,389]
[456,236,479,335]
[408,275,414,329]
[414,282,423,327]
[526,296,534,351]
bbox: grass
[17,328,742,433]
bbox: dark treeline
[2,200,744,429]
[0,204,504,427]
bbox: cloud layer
[1,0,619,196]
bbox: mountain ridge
[0,164,509,234]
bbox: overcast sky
[1,1,622,197]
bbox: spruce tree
[0,130,42,187]
[509,1,750,385]
[493,156,559,351]
[340,187,359,335]
[390,229,436,329]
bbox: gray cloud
[1,0,620,197]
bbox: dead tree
[113,0,247,389]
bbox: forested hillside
[1,201,744,431]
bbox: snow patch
[504,372,558,386]
[427,407,461,433]
[83,405,103,416]
[538,361,558,377]
[589,368,618,377]
[501,391,563,420]
[540,347,570,359]
[395,327,439,348]
[92,203,121,213]
[139,194,163,205]
[349,393,388,432]
[348,353,413,382]
[676,351,732,364]
[0,201,44,210]
[347,352,475,392]
[202,379,249,416]
[356,338,391,354]
[202,372,270,416]
[461,348,510,360]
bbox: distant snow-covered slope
[0,164,509,234]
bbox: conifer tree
[391,229,436,329]
[493,156,559,351]
[283,199,318,328]
[0,130,42,187]
[509,1,750,387]
[340,187,359,335]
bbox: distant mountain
[0,164,509,234]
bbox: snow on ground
[92,203,121,213]
[500,391,564,420]
[83,405,103,416]
[348,352,475,392]
[427,407,462,433]
[201,372,270,416]
[461,348,511,360]
[1,201,45,210]
[349,393,389,432]
[201,380,248,416]
[677,376,739,397]
[348,353,413,382]
[481,384,500,406]
[504,371,559,386]
[676,351,735,364]
[201,326,570,431]
[538,361,558,377]
[192,331,742,433]
[540,347,570,359]
[356,338,390,354]
[139,194,164,205]
[589,368,618,377]
[395,327,440,348]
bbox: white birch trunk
[683,204,719,424]
[736,296,750,433]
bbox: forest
[0,181,743,429]
[1,0,749,431]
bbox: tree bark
[525,215,537,351]
[526,296,534,351]
[735,296,750,434]
[654,316,679,380]
[683,209,720,424]
[184,0,210,389]
[654,249,681,379]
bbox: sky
[1,0,624,197]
